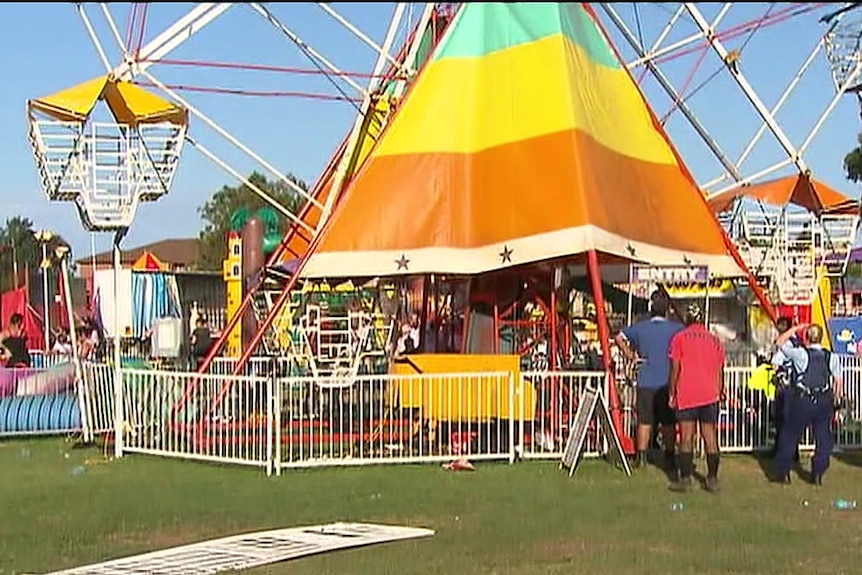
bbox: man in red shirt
[667,303,726,493]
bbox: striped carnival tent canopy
[301,2,747,280]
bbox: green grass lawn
[2,438,862,575]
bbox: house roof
[76,238,200,268]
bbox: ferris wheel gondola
[602,2,862,307]
[26,75,188,231]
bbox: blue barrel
[0,394,81,434]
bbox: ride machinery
[195,3,862,457]
[601,2,862,329]
[33,3,862,458]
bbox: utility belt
[792,383,832,401]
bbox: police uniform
[772,342,841,484]
[769,336,803,462]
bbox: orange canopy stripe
[708,175,859,215]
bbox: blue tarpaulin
[131,273,181,338]
[828,316,862,356]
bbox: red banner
[1,287,45,350]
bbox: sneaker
[705,476,721,493]
[668,477,693,493]
[633,452,648,469]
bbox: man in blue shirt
[771,323,842,485]
[615,291,683,470]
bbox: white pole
[626,263,635,326]
[59,249,89,442]
[113,3,233,81]
[316,3,405,73]
[684,3,809,175]
[76,3,113,74]
[99,3,129,58]
[112,230,125,459]
[141,69,323,210]
[704,270,711,329]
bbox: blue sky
[0,3,858,260]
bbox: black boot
[669,476,693,492]
[663,450,677,473]
[769,471,791,485]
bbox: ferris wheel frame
[73,2,424,234]
[600,2,862,198]
[74,3,862,210]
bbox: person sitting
[52,330,74,357]
[0,313,31,368]
[190,315,213,369]
[395,313,421,356]
[76,326,96,360]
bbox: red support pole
[550,271,558,371]
[586,250,633,455]
[492,302,500,354]
[549,272,559,440]
[194,138,348,374]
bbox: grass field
[2,439,862,575]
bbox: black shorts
[636,386,675,426]
[676,402,720,424]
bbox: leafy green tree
[197,171,307,270]
[0,216,70,293]
[843,133,862,183]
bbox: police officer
[771,323,843,485]
[769,317,800,462]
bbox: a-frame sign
[560,382,631,476]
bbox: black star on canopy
[395,254,410,270]
[499,245,513,264]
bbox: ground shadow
[833,448,862,469]
[751,451,805,482]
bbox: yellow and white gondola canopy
[28,75,187,127]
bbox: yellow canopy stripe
[28,75,187,127]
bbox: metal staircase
[27,115,185,231]
[298,305,394,384]
[735,210,782,278]
[817,214,860,276]
[776,214,817,305]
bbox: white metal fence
[7,356,862,472]
[274,371,515,470]
[121,369,273,469]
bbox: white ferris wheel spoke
[140,68,325,212]
[249,2,367,98]
[75,3,112,73]
[316,2,406,75]
[114,3,233,81]
[99,3,130,60]
[601,4,742,185]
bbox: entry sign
[631,265,709,285]
[560,384,631,476]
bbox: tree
[843,133,862,183]
[0,216,70,293]
[197,171,307,270]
